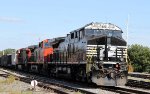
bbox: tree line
[0,45,150,73]
[128,44,150,73]
[0,48,15,56]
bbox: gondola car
[10,52,17,69]
[0,53,16,68]
[0,54,11,67]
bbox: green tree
[0,48,16,56]
[128,44,150,73]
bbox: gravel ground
[0,71,57,94]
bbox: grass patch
[5,75,16,84]
[0,75,16,84]
[0,91,33,94]
[0,75,33,94]
[21,91,33,94]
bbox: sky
[0,0,150,50]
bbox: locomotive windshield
[85,29,122,38]
[44,42,51,48]
[87,36,126,46]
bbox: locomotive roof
[70,22,123,33]
[28,45,38,49]
[50,37,65,44]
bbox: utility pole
[3,50,4,55]
[126,15,129,46]
[39,37,41,42]
[126,15,133,72]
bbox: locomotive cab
[51,22,128,86]
[84,23,128,86]
[34,39,53,63]
[28,40,53,72]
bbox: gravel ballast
[0,70,56,94]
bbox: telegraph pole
[126,15,129,46]
[3,50,4,55]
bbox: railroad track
[0,68,96,94]
[127,72,150,89]
[126,79,150,89]
[97,86,150,94]
[0,68,150,94]
[128,72,150,79]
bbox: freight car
[0,22,128,86]
[0,53,16,68]
[0,54,11,67]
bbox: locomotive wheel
[49,67,56,77]
[81,69,86,82]
[75,68,86,82]
[71,68,76,81]
[15,65,18,70]
[86,72,92,83]
[75,73,80,81]
[38,65,43,74]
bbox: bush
[128,44,150,73]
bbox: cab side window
[39,42,43,48]
[75,32,78,38]
[71,33,74,39]
[79,30,85,39]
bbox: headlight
[115,63,120,70]
[108,46,111,51]
[120,58,124,62]
[100,57,103,60]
